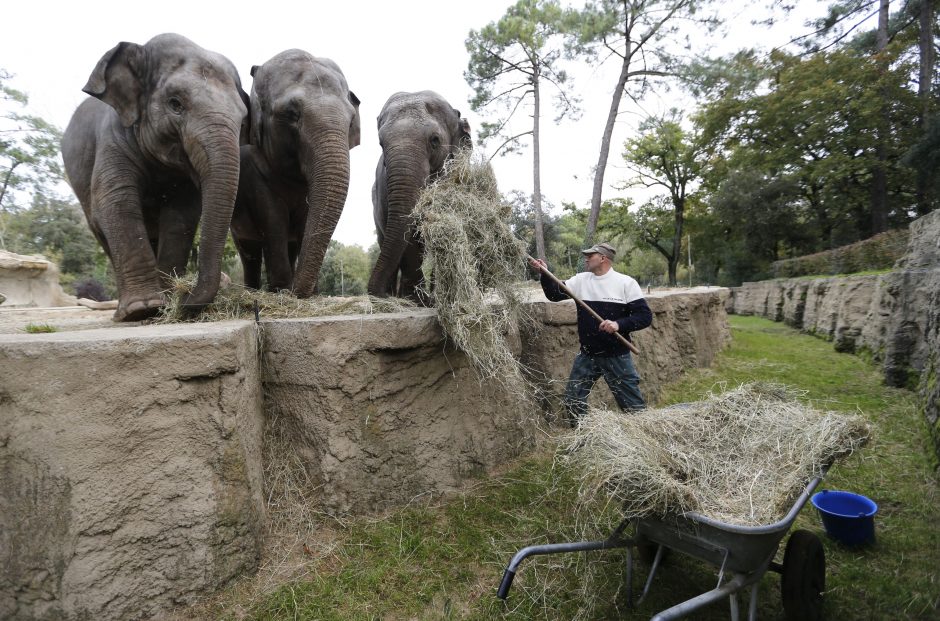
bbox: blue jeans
[564,351,645,426]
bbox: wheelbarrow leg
[650,573,749,621]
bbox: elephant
[230,50,360,294]
[61,33,248,321]
[367,91,472,300]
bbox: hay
[157,275,416,322]
[561,382,871,526]
[413,149,531,386]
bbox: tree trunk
[870,0,890,235]
[532,70,546,261]
[669,197,684,287]
[584,5,632,268]
[916,0,935,216]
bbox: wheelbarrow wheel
[781,529,825,621]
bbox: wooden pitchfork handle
[527,255,640,356]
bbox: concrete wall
[728,210,940,460]
[0,287,730,620]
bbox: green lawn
[202,315,939,620]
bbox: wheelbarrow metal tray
[638,475,822,574]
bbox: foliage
[465,0,576,155]
[23,322,57,333]
[465,0,578,260]
[317,240,371,296]
[1,70,65,248]
[186,316,938,620]
[696,45,922,245]
[771,227,910,278]
[619,112,705,286]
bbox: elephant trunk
[292,122,351,298]
[367,147,430,297]
[182,116,242,310]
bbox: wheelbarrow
[497,475,826,621]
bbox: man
[530,242,653,426]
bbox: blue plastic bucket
[811,489,878,546]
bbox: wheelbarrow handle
[497,568,516,600]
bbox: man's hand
[529,258,547,273]
[599,319,620,334]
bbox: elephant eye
[430,134,442,150]
[167,97,184,115]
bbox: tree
[564,0,719,258]
[695,46,920,247]
[466,0,578,261]
[621,112,704,285]
[0,70,63,248]
[318,241,371,296]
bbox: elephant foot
[113,294,165,322]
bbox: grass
[186,315,939,620]
[23,322,58,333]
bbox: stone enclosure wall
[0,287,729,620]
[728,210,940,460]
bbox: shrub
[73,277,111,301]
[771,228,910,278]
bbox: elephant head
[367,91,472,298]
[75,33,248,317]
[246,50,360,297]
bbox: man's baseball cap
[581,242,616,260]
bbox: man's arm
[528,258,570,302]
[615,298,653,334]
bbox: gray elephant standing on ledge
[62,33,249,321]
[367,91,471,300]
[231,50,360,295]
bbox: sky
[1,0,827,249]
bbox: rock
[0,251,78,308]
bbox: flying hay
[414,149,531,385]
[562,382,871,526]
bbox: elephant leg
[235,239,263,289]
[398,228,425,303]
[262,236,293,292]
[92,184,165,321]
[156,185,200,288]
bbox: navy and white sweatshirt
[540,268,653,356]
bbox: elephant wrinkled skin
[231,50,360,295]
[367,90,471,300]
[62,33,249,321]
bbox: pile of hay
[562,383,871,526]
[157,277,415,323]
[414,149,531,384]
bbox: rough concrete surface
[1,287,731,620]
[0,322,265,621]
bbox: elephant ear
[458,118,472,150]
[236,76,251,146]
[348,90,361,149]
[451,108,472,150]
[249,65,265,147]
[83,41,145,128]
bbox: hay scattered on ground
[414,149,531,385]
[561,382,871,526]
[157,276,415,323]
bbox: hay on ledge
[157,276,416,323]
[413,149,530,384]
[561,382,871,526]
